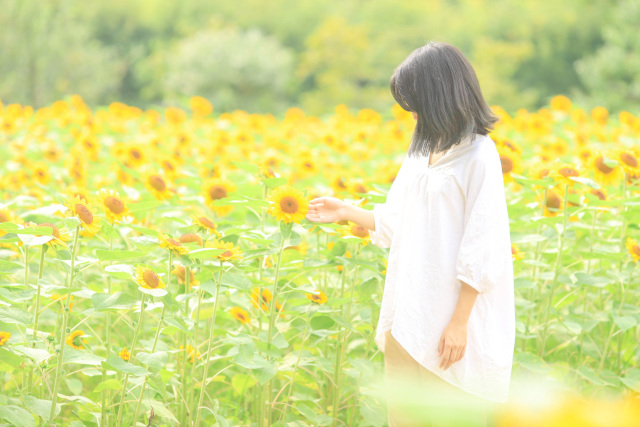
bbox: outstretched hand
[305,196,347,223]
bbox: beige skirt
[383,329,490,427]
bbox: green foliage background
[1,0,637,117]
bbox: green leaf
[310,315,335,330]
[138,286,168,297]
[96,249,146,261]
[574,272,614,288]
[0,404,36,427]
[0,260,23,274]
[613,315,637,332]
[576,365,607,386]
[23,395,60,419]
[93,379,122,393]
[136,351,168,373]
[188,248,225,259]
[12,346,52,364]
[17,234,53,246]
[620,368,640,392]
[64,349,105,366]
[64,217,82,228]
[92,292,139,311]
[231,374,256,395]
[0,306,33,325]
[262,177,288,189]
[142,399,178,423]
[222,272,252,290]
[104,264,135,279]
[231,161,259,174]
[102,355,149,377]
[126,224,161,236]
[0,348,24,367]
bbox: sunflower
[250,287,273,311]
[266,185,309,224]
[180,344,201,363]
[590,150,623,187]
[144,172,174,201]
[134,266,166,290]
[126,144,146,168]
[64,194,102,236]
[612,148,639,178]
[549,95,572,113]
[96,188,130,223]
[625,237,640,263]
[0,208,18,237]
[497,144,523,183]
[32,162,51,185]
[339,221,371,246]
[0,331,10,346]
[205,239,243,262]
[541,186,563,217]
[306,290,328,305]
[158,233,190,255]
[156,153,180,180]
[172,264,200,288]
[66,330,87,350]
[119,347,131,361]
[230,306,251,324]
[202,178,236,216]
[511,244,525,261]
[37,223,71,248]
[190,95,213,118]
[548,163,581,188]
[179,233,203,247]
[192,215,222,238]
[348,180,369,199]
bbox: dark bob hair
[390,41,499,158]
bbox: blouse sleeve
[368,202,400,249]
[455,146,512,295]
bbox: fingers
[438,336,444,357]
[439,345,452,369]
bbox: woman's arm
[306,197,376,231]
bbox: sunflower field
[0,95,639,426]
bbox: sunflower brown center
[351,225,369,238]
[143,269,160,289]
[75,204,94,224]
[162,160,175,171]
[179,233,202,245]
[198,217,215,229]
[355,184,366,193]
[0,212,8,222]
[336,177,347,189]
[303,161,313,169]
[559,167,579,178]
[279,196,299,214]
[500,156,513,174]
[174,266,186,281]
[130,149,141,160]
[208,185,227,200]
[104,196,125,214]
[620,152,638,168]
[149,175,166,191]
[590,189,606,201]
[632,244,640,257]
[39,223,60,238]
[237,313,246,321]
[74,192,88,203]
[167,238,182,247]
[220,250,233,258]
[595,156,614,174]
[511,246,516,255]
[538,169,550,179]
[546,190,561,210]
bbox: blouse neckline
[425,133,480,171]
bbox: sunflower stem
[332,243,360,427]
[265,227,287,424]
[48,225,80,423]
[28,244,47,395]
[132,251,172,425]
[279,305,313,423]
[101,232,114,425]
[116,293,147,427]
[194,261,223,427]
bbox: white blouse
[369,132,516,403]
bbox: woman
[305,41,516,427]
